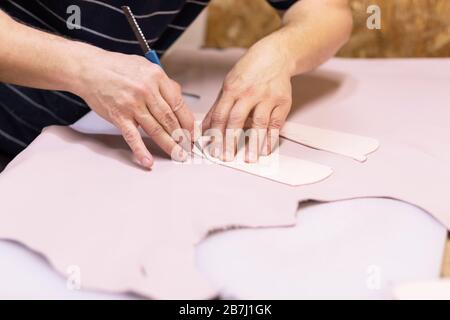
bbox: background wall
[205,0,450,58]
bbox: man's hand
[75,51,195,169]
[0,10,195,169]
[202,0,352,163]
[202,38,293,163]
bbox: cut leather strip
[194,112,379,162]
[280,122,380,162]
[75,112,379,163]
[192,136,333,187]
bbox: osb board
[341,0,450,57]
[206,0,450,58]
[206,0,281,48]
[442,236,450,277]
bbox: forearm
[0,10,102,93]
[256,0,353,76]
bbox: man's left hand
[202,36,293,163]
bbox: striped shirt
[0,0,298,156]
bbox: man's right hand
[75,51,195,169]
[0,10,194,169]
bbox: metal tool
[121,6,200,100]
[122,6,162,66]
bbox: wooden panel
[340,0,450,57]
[205,0,281,48]
[206,0,450,57]
[442,236,450,277]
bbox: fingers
[227,98,256,130]
[201,93,220,133]
[136,111,188,162]
[145,91,182,143]
[201,89,234,160]
[202,72,292,162]
[204,89,235,136]
[89,54,195,167]
[261,104,290,156]
[118,119,154,169]
[247,102,272,163]
[143,77,193,158]
[160,79,195,136]
[225,98,256,161]
[152,79,193,153]
[203,94,285,162]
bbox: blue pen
[122,6,162,67]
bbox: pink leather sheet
[0,127,299,299]
[166,49,450,228]
[0,49,449,299]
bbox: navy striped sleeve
[267,0,298,10]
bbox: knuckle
[269,117,284,129]
[260,91,271,100]
[222,79,238,94]
[242,86,256,97]
[171,95,184,112]
[144,89,159,104]
[122,127,138,145]
[276,95,292,106]
[108,105,122,120]
[228,111,246,125]
[211,110,228,125]
[146,124,165,137]
[118,94,138,108]
[135,111,152,121]
[252,115,269,128]
[135,55,149,64]
[132,83,147,97]
[222,82,233,93]
[150,66,165,80]
[171,81,182,94]
[162,111,178,128]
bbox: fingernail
[224,151,233,162]
[212,147,221,158]
[141,157,153,168]
[171,145,189,162]
[178,149,188,162]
